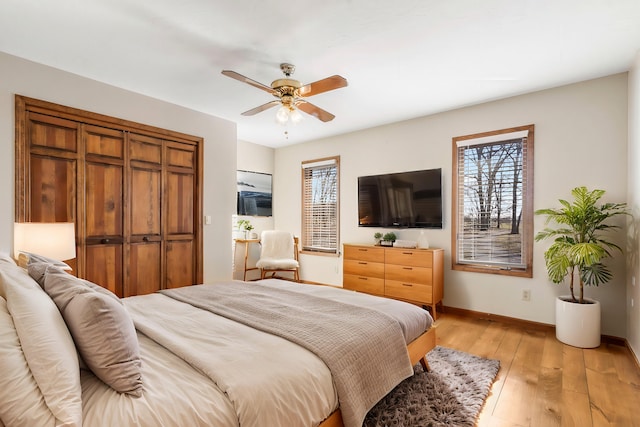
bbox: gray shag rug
[364,346,500,427]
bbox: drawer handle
[101,238,110,244]
[402,283,413,287]
[358,277,368,280]
[403,267,413,270]
[143,236,150,242]
[358,249,368,252]
[358,262,368,265]
[402,252,414,255]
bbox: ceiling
[2,0,640,148]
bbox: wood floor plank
[562,344,589,394]
[560,389,593,427]
[492,330,545,425]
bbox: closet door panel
[85,162,124,238]
[28,113,77,152]
[166,171,194,234]
[166,240,194,288]
[83,126,125,295]
[128,134,163,296]
[29,156,76,222]
[85,244,123,297]
[23,112,78,223]
[128,242,161,296]
[130,168,161,236]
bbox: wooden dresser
[343,244,444,319]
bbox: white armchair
[256,230,300,282]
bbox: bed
[0,252,435,427]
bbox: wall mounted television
[358,168,442,228]
[237,170,272,216]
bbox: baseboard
[626,342,640,370]
[442,306,554,331]
[441,305,629,347]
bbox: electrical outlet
[522,289,531,301]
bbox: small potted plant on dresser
[535,187,627,348]
[380,232,397,247]
[373,232,383,245]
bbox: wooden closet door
[21,112,79,271]
[83,125,125,297]
[16,95,204,294]
[165,141,197,288]
[127,134,162,296]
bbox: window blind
[301,157,339,254]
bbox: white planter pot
[555,296,601,348]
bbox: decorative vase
[417,231,429,249]
[555,296,601,348]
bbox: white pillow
[0,296,56,426]
[0,252,17,299]
[0,264,82,427]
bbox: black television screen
[358,168,442,228]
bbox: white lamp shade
[14,222,76,261]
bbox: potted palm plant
[535,187,627,348]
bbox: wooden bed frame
[318,327,436,427]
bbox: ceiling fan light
[290,108,303,124]
[275,106,289,124]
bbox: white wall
[236,140,275,235]
[627,51,640,358]
[0,52,238,282]
[274,74,629,337]
[234,140,275,280]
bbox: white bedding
[0,251,433,427]
[123,293,338,427]
[81,332,239,427]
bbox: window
[452,125,534,277]
[301,156,340,255]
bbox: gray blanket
[160,282,413,427]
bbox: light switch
[205,215,212,225]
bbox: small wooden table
[234,238,260,281]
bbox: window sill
[452,263,532,278]
[300,250,340,258]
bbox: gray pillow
[38,265,143,397]
[27,262,121,304]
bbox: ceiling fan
[221,63,348,124]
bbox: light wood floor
[434,312,640,427]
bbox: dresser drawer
[385,249,432,268]
[344,245,385,263]
[343,259,384,278]
[385,263,432,285]
[343,274,385,296]
[385,280,432,304]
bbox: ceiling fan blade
[241,100,281,116]
[296,100,335,122]
[221,70,275,94]
[299,75,348,97]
